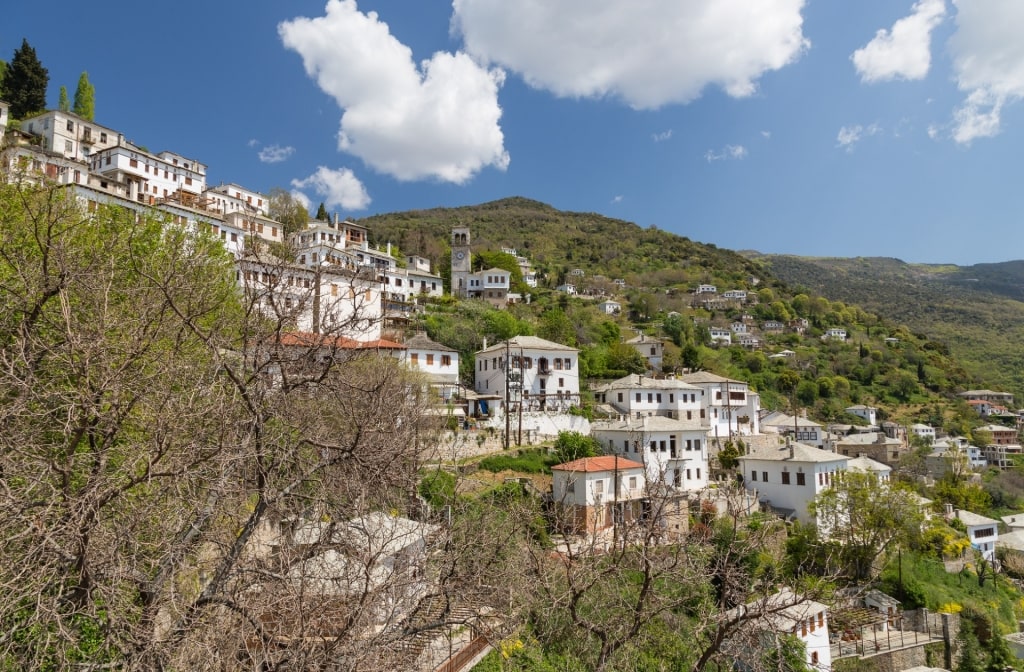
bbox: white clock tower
[451,226,471,297]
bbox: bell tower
[451,226,471,297]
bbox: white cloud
[927,123,941,139]
[247,138,259,148]
[279,0,509,183]
[451,0,809,110]
[291,166,371,211]
[704,145,748,162]
[761,130,772,139]
[836,123,881,151]
[258,144,296,164]
[611,195,623,204]
[851,0,946,83]
[652,130,672,143]
[948,0,1024,144]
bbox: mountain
[359,196,766,290]
[749,254,1024,398]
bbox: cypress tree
[1,39,48,119]
[58,86,69,112]
[316,202,328,221]
[72,71,95,121]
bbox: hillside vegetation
[752,254,1024,398]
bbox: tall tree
[0,38,49,119]
[72,71,95,120]
[57,85,69,112]
[315,201,329,221]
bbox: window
[781,471,791,485]
[762,471,768,482]
[751,471,758,482]
[559,377,564,388]
[130,158,138,168]
[669,394,674,403]
[975,527,996,538]
[594,480,605,494]
[441,355,451,367]
[628,476,637,490]
[648,393,653,403]
[656,393,662,403]
[426,354,434,365]
[686,469,692,480]
[617,393,623,403]
[66,120,74,131]
[635,393,641,403]
[410,353,418,364]
[185,177,192,186]
[796,472,806,486]
[64,140,73,153]
[811,652,819,665]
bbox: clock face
[455,251,465,260]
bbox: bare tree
[0,180,511,670]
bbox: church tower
[451,226,471,297]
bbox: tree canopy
[1,39,48,119]
[57,85,69,112]
[72,70,95,120]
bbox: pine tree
[58,86,69,112]
[315,202,328,221]
[0,39,48,119]
[72,71,95,121]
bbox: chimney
[482,337,488,350]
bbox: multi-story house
[949,508,999,563]
[910,423,936,444]
[833,431,905,466]
[760,412,825,449]
[709,327,732,345]
[679,371,760,437]
[626,334,664,371]
[592,415,709,492]
[204,183,270,217]
[20,110,120,162]
[551,456,647,536]
[845,404,878,426]
[88,142,207,206]
[726,588,832,671]
[474,336,579,413]
[738,441,847,525]
[594,374,704,421]
[402,332,459,402]
[959,389,1015,406]
[823,328,847,341]
[240,261,383,341]
[467,268,511,308]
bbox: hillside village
[7,99,1024,671]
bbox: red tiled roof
[276,332,406,350]
[552,455,645,473]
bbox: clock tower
[451,226,471,298]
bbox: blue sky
[4,0,1024,265]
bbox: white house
[823,328,847,341]
[626,334,665,371]
[467,268,511,308]
[738,441,847,524]
[594,374,704,421]
[726,588,832,672]
[0,101,8,145]
[845,405,878,426]
[474,336,579,413]
[679,371,761,437]
[556,283,577,295]
[21,110,120,162]
[89,142,207,206]
[597,300,621,315]
[760,412,825,449]
[240,260,383,341]
[204,182,270,217]
[551,455,646,536]
[951,509,999,563]
[592,415,710,492]
[402,332,460,402]
[709,328,732,345]
[696,284,717,294]
[910,423,936,444]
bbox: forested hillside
[752,255,1024,398]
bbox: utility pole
[518,345,524,446]
[504,339,511,450]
